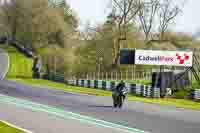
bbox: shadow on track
[88,105,113,108]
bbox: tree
[137,0,184,44]
[75,12,143,75]
[22,0,79,52]
[48,0,78,29]
[0,0,78,50]
[158,0,182,41]
[0,0,80,75]
[72,41,97,77]
[138,0,159,42]
[0,0,32,41]
[109,0,142,68]
[40,47,72,74]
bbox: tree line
[0,0,199,77]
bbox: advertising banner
[135,50,193,67]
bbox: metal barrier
[67,79,200,101]
[194,89,200,100]
[67,79,160,98]
[43,72,65,83]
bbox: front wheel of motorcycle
[112,95,117,108]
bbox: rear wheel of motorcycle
[118,96,123,108]
[114,102,118,108]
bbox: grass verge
[11,78,200,111]
[3,45,33,79]
[0,121,25,133]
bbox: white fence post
[98,72,100,80]
[132,65,135,80]
[54,56,56,75]
[126,70,128,80]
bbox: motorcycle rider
[112,80,127,108]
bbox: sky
[66,0,110,28]
[66,0,200,35]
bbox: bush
[172,88,195,99]
[192,81,200,89]
[173,90,187,99]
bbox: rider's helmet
[120,80,125,86]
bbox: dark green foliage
[172,88,195,99]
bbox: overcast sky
[66,0,200,35]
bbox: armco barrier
[84,80,88,88]
[78,79,81,86]
[130,84,136,94]
[87,80,91,88]
[73,80,76,86]
[106,81,111,91]
[67,79,161,98]
[81,80,84,87]
[136,84,141,95]
[67,80,74,85]
[147,86,152,98]
[98,80,103,89]
[9,40,34,58]
[48,78,199,100]
[194,89,200,100]
[90,80,95,88]
[44,72,65,83]
[142,85,146,97]
[152,87,160,98]
[102,81,106,90]
[94,80,98,88]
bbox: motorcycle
[112,87,128,108]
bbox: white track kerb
[0,94,150,133]
[0,120,33,133]
[3,49,10,79]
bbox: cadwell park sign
[120,49,193,67]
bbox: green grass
[3,46,33,79]
[0,121,25,133]
[192,80,200,89]
[11,78,200,111]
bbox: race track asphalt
[0,48,9,80]
[0,102,124,133]
[0,80,200,133]
[0,48,131,133]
